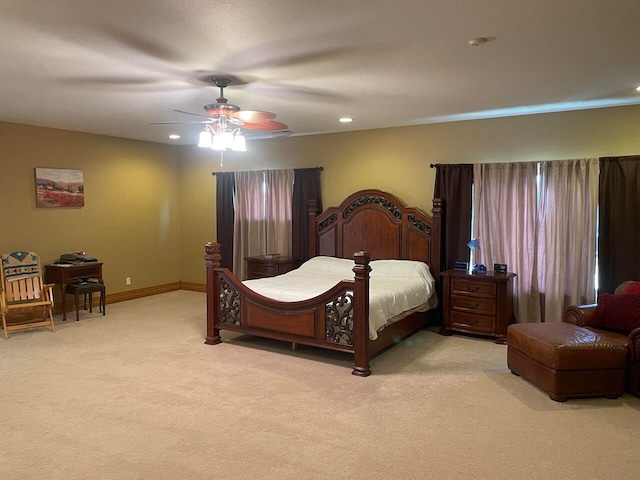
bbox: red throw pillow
[624,282,640,295]
[593,293,640,332]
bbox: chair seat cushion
[507,322,627,370]
[66,282,105,294]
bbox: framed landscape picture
[35,168,84,208]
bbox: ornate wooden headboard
[309,189,443,282]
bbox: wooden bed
[204,189,443,376]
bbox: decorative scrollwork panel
[325,293,354,346]
[408,214,431,234]
[343,195,402,220]
[319,213,338,232]
[219,279,240,325]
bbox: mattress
[243,256,436,340]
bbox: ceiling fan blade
[242,121,288,131]
[220,47,352,72]
[67,75,160,86]
[244,82,347,102]
[173,109,212,119]
[233,110,276,123]
[149,121,207,125]
[99,26,186,65]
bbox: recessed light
[169,134,180,140]
[339,117,352,123]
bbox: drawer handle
[465,286,481,292]
[464,303,481,310]
[462,319,479,326]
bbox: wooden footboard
[205,242,374,376]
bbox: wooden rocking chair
[1,251,55,339]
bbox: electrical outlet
[125,277,131,285]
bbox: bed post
[204,242,222,345]
[431,198,444,325]
[431,198,443,284]
[308,199,320,257]
[352,251,372,377]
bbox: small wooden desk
[45,263,103,321]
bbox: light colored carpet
[1,290,639,480]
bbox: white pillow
[370,259,432,280]
[298,256,355,275]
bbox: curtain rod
[212,166,323,176]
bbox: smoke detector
[469,37,489,47]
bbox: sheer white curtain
[233,171,266,279]
[473,162,541,323]
[264,169,294,257]
[473,159,599,323]
[538,158,598,321]
[233,169,294,280]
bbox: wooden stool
[65,282,106,321]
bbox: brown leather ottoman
[507,322,627,401]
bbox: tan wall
[4,105,640,288]
[0,122,181,294]
[178,104,640,284]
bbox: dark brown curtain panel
[598,156,640,293]
[292,168,322,261]
[434,164,473,271]
[215,172,235,270]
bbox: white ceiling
[2,0,640,145]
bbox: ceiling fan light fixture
[160,78,287,155]
[204,103,241,116]
[199,122,248,153]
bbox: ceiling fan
[152,77,288,152]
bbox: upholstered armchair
[564,281,640,397]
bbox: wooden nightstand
[440,269,516,344]
[245,255,302,280]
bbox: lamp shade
[211,134,224,151]
[232,133,247,151]
[198,130,212,148]
[221,131,234,149]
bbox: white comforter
[243,256,436,340]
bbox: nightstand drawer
[245,256,301,280]
[451,278,496,297]
[450,311,496,333]
[249,263,277,277]
[451,295,495,316]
